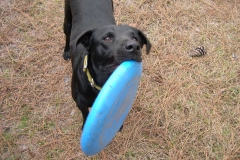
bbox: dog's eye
[103,36,112,42]
[133,37,138,41]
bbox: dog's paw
[118,125,123,132]
[81,125,123,133]
[63,50,70,60]
[81,124,85,131]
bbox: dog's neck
[83,55,112,90]
[83,55,102,90]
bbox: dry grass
[1,0,240,159]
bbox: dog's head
[76,25,151,72]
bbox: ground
[0,0,240,159]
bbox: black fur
[63,0,151,130]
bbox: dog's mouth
[99,54,142,73]
[110,56,142,70]
[99,63,119,73]
[106,58,141,73]
[109,64,119,70]
[106,64,120,72]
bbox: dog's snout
[124,41,140,52]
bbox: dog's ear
[76,30,93,50]
[70,30,93,56]
[131,27,151,54]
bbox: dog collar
[83,55,102,91]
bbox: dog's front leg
[79,107,89,130]
[63,0,72,60]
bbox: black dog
[63,0,151,130]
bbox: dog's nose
[124,41,140,53]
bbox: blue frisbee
[80,60,142,156]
